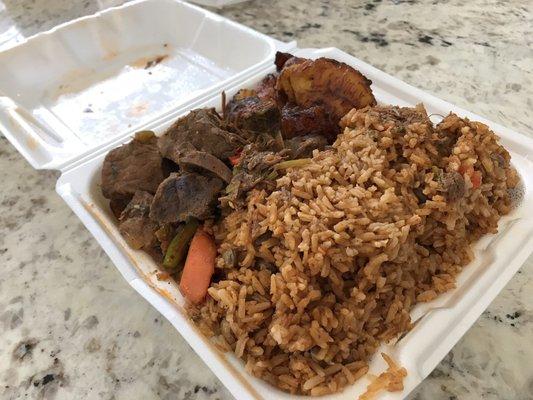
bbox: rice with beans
[189,104,519,396]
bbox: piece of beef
[118,191,159,250]
[225,95,281,134]
[274,52,305,72]
[434,135,455,157]
[281,104,334,140]
[275,52,293,71]
[149,172,224,224]
[109,198,130,219]
[179,150,232,183]
[413,187,428,204]
[101,132,165,200]
[440,171,465,201]
[158,108,245,164]
[255,74,278,102]
[284,134,328,158]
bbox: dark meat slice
[440,171,465,201]
[179,150,232,183]
[284,134,328,159]
[435,135,456,157]
[281,103,334,140]
[275,51,305,72]
[162,157,180,176]
[109,198,130,219]
[119,191,159,250]
[413,187,427,204]
[101,131,164,200]
[225,95,280,134]
[158,108,245,164]
[255,73,278,102]
[149,172,223,224]
[375,104,430,127]
[275,52,293,71]
[277,57,376,131]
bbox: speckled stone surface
[0,0,531,399]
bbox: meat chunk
[435,135,456,157]
[284,134,328,159]
[225,95,280,134]
[118,191,158,250]
[281,104,334,140]
[440,171,465,201]
[255,73,278,102]
[413,187,427,204]
[149,172,224,224]
[277,58,376,131]
[101,131,164,200]
[158,108,245,164]
[179,150,232,183]
[109,198,130,219]
[275,51,305,72]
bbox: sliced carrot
[471,170,482,189]
[229,149,242,166]
[458,164,472,176]
[179,229,217,304]
[458,164,482,189]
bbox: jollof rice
[188,104,519,396]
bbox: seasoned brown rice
[188,104,519,396]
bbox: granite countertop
[0,0,531,399]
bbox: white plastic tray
[1,3,533,399]
[55,47,533,399]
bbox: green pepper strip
[162,219,199,269]
[274,158,312,170]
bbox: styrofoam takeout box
[1,1,532,399]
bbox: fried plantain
[277,57,376,128]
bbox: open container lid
[0,0,287,171]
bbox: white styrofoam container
[55,47,533,399]
[1,2,532,399]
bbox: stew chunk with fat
[149,172,224,224]
[158,108,245,164]
[118,190,158,250]
[101,131,165,201]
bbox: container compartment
[56,47,533,400]
[0,0,276,170]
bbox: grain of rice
[303,374,325,391]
